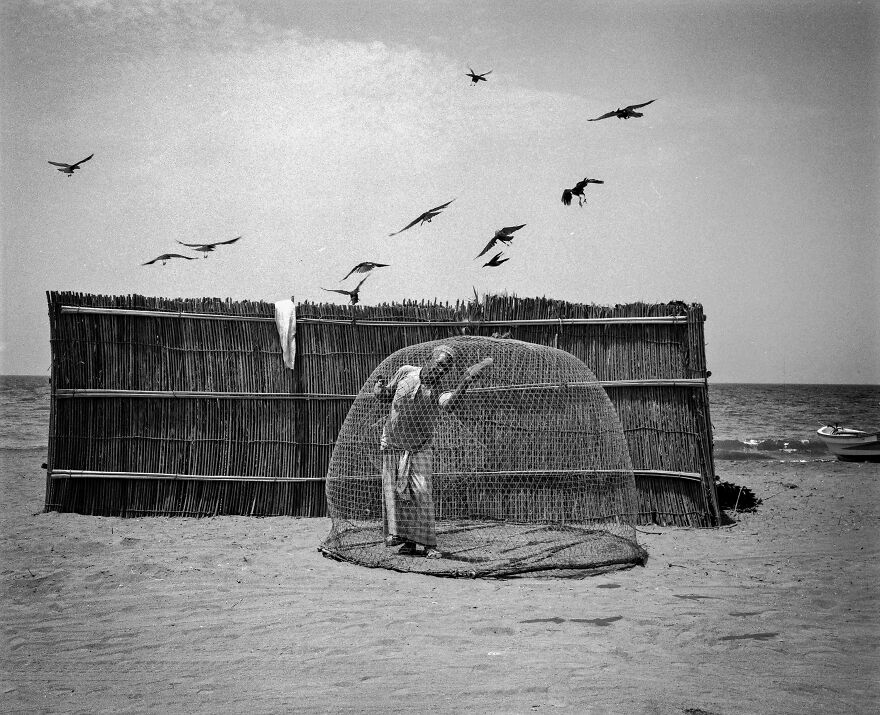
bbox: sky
[1,0,877,383]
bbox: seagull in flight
[483,252,510,268]
[389,199,455,236]
[142,253,196,266]
[340,261,388,281]
[561,178,604,206]
[48,153,94,177]
[475,224,526,259]
[466,68,492,84]
[176,235,242,257]
[322,275,370,305]
[588,99,656,121]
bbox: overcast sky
[1,0,877,382]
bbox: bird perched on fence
[475,224,526,259]
[389,199,455,236]
[588,99,656,121]
[466,68,492,84]
[483,251,509,268]
[561,178,604,206]
[48,153,94,177]
[322,275,370,305]
[341,261,389,281]
[142,253,196,266]
[176,235,242,257]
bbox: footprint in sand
[720,632,779,641]
[570,616,623,627]
[520,616,622,627]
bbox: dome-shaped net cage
[320,336,647,577]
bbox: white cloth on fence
[273,298,297,369]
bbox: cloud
[26,0,280,51]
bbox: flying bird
[322,275,369,305]
[466,68,492,84]
[561,178,604,206]
[483,252,509,268]
[176,235,242,257]
[47,153,94,177]
[142,253,196,266]
[588,99,656,121]
[475,224,526,259]
[389,199,455,236]
[340,261,389,281]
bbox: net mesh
[320,336,647,577]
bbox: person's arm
[439,357,493,409]
[374,365,408,403]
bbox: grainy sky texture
[1,0,877,382]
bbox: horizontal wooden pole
[632,469,704,483]
[60,305,273,322]
[60,305,695,326]
[49,469,324,482]
[54,379,706,400]
[297,316,693,326]
[468,379,706,394]
[49,468,703,484]
[54,389,355,399]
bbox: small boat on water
[816,425,880,462]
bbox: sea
[1,376,878,462]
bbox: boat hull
[816,426,880,462]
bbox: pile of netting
[320,336,647,577]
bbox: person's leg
[381,451,401,545]
[408,450,438,556]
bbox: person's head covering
[431,344,457,363]
[422,344,457,382]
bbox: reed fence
[45,291,718,525]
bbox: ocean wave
[713,438,831,461]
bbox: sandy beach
[2,451,877,714]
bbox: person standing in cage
[373,345,493,558]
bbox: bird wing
[499,224,526,236]
[341,262,380,281]
[482,70,493,76]
[212,235,242,246]
[322,288,352,296]
[625,99,655,111]
[73,154,94,167]
[588,110,617,121]
[389,215,425,236]
[585,178,604,184]
[483,251,508,266]
[428,199,455,213]
[352,275,370,291]
[48,161,72,168]
[475,237,498,259]
[177,240,207,248]
[340,264,363,281]
[142,253,192,265]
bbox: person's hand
[466,357,494,381]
